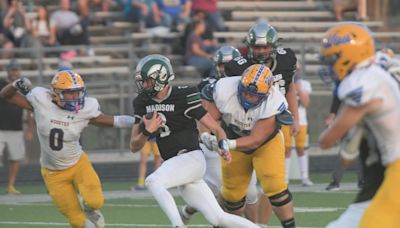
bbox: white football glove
[12,77,32,94]
[200,132,218,151]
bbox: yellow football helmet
[238,64,273,110]
[320,22,375,81]
[50,70,86,112]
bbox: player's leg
[179,179,259,228]
[281,125,292,183]
[220,149,253,216]
[134,141,151,190]
[179,144,222,224]
[5,131,25,194]
[150,141,162,170]
[244,171,259,222]
[41,165,86,227]
[254,133,295,228]
[295,126,313,186]
[257,194,273,226]
[326,201,370,228]
[145,149,206,227]
[75,153,104,228]
[360,160,400,228]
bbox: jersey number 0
[49,128,64,151]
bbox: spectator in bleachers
[49,0,93,60]
[2,0,32,47]
[0,32,13,59]
[123,0,162,32]
[332,0,368,22]
[154,0,191,32]
[31,5,51,47]
[77,0,112,18]
[185,18,216,77]
[191,0,225,32]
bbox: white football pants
[326,201,370,228]
[145,149,258,228]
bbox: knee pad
[222,197,246,212]
[269,189,292,207]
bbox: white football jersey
[213,76,288,137]
[338,63,400,165]
[298,79,312,126]
[26,87,101,170]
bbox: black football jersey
[224,47,297,96]
[133,86,207,160]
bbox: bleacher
[5,0,398,91]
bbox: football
[145,112,157,119]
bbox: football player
[181,46,261,224]
[224,22,300,137]
[319,22,400,228]
[130,54,259,228]
[224,23,300,225]
[282,65,314,186]
[0,70,135,228]
[202,64,296,228]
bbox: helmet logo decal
[323,33,352,49]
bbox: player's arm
[0,78,33,111]
[89,114,135,128]
[231,116,277,151]
[319,99,382,149]
[286,81,300,135]
[130,112,162,152]
[199,112,231,162]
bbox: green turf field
[0,173,360,228]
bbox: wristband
[142,128,154,137]
[227,140,237,150]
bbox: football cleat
[83,204,105,228]
[302,178,314,187]
[179,205,193,225]
[7,186,21,195]
[325,181,340,191]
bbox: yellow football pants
[360,159,400,228]
[221,132,287,202]
[281,125,308,149]
[41,153,104,228]
[141,141,160,156]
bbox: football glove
[200,132,218,151]
[12,77,32,95]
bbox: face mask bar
[55,87,86,112]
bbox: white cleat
[84,205,105,228]
[302,178,314,187]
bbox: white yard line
[2,202,346,212]
[0,221,319,228]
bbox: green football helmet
[245,22,279,63]
[212,46,242,78]
[135,54,175,97]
